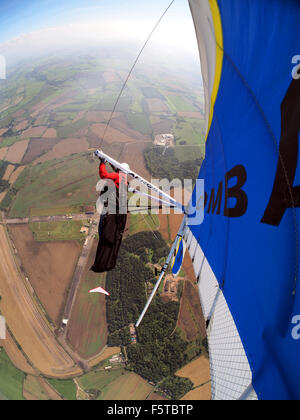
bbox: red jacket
[99,163,127,189]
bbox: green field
[30,206,83,217]
[40,88,65,105]
[96,93,132,112]
[174,119,205,146]
[46,378,77,401]
[29,220,88,242]
[128,83,144,113]
[0,115,15,129]
[0,136,25,148]
[0,349,25,400]
[56,118,89,139]
[126,111,152,136]
[0,81,44,120]
[129,213,159,236]
[5,141,125,217]
[51,111,77,123]
[165,95,198,113]
[23,376,49,400]
[78,367,126,399]
[7,153,99,217]
[0,160,9,181]
[174,145,204,162]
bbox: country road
[2,214,90,224]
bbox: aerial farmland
[0,46,208,400]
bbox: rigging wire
[99,0,176,155]
[141,213,161,241]
[96,0,178,244]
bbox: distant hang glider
[89,286,110,296]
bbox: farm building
[80,227,89,235]
[85,206,95,215]
[129,323,137,344]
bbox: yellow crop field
[99,372,153,400]
[176,356,210,387]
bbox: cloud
[0,15,199,66]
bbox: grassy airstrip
[29,206,83,217]
[29,220,88,243]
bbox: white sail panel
[184,226,257,400]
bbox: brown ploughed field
[8,224,81,326]
[34,138,89,163]
[6,139,29,163]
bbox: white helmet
[121,163,130,171]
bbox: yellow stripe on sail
[171,238,181,270]
[206,0,224,140]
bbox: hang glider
[89,286,110,296]
[91,150,185,274]
[94,149,185,214]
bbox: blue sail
[186,0,300,400]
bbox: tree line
[144,146,203,183]
[105,231,197,398]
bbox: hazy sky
[0,0,199,55]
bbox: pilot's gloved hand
[94,151,106,163]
